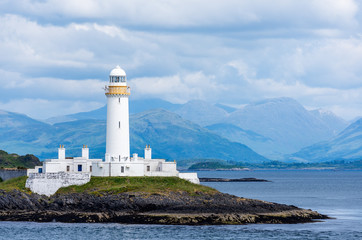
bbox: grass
[0,176,31,193]
[56,176,218,195]
[0,176,217,196]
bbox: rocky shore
[0,189,328,225]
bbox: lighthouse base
[91,158,199,184]
[91,157,179,177]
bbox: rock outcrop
[0,190,328,225]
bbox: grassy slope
[0,176,30,193]
[0,176,217,196]
[57,177,217,195]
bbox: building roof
[110,65,126,76]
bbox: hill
[1,97,351,163]
[46,98,182,124]
[0,150,41,168]
[221,98,347,159]
[175,100,229,126]
[43,97,348,160]
[205,123,272,151]
[290,118,362,162]
[0,109,267,163]
[129,109,267,162]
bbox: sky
[1,0,362,120]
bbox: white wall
[106,95,130,161]
[26,172,91,196]
[92,160,145,177]
[178,172,200,184]
[144,147,152,159]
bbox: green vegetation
[0,176,30,193]
[0,176,216,196]
[182,158,362,170]
[57,176,217,195]
[188,161,242,170]
[0,150,41,168]
[177,158,239,169]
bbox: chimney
[144,145,152,160]
[82,145,89,159]
[58,145,65,160]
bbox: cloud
[0,69,105,100]
[275,38,362,89]
[0,1,361,120]
[1,0,358,32]
[0,98,104,120]
[129,71,224,103]
[219,61,362,120]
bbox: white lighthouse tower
[105,66,130,162]
[26,66,199,194]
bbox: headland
[0,176,328,225]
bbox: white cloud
[0,98,104,120]
[1,0,358,31]
[0,1,361,120]
[129,71,224,103]
[0,69,105,100]
[273,38,362,89]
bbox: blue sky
[1,0,362,120]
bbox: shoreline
[0,189,329,225]
[182,168,362,171]
[0,209,328,225]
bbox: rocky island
[0,176,328,225]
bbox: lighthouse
[105,66,130,162]
[26,65,199,195]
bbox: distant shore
[199,177,270,182]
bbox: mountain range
[290,118,362,162]
[0,97,360,164]
[0,108,266,163]
[219,98,347,159]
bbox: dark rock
[0,190,329,224]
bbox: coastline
[0,189,328,225]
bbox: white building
[26,66,199,196]
[27,145,97,175]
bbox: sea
[0,170,361,240]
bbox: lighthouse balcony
[105,86,130,95]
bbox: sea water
[0,170,361,240]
